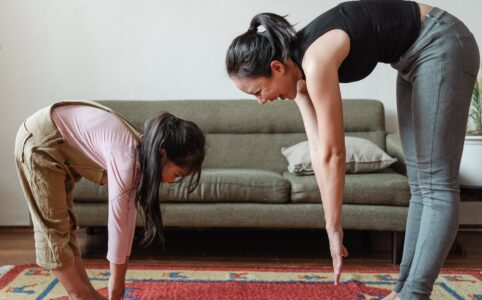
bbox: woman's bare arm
[298,28,350,285]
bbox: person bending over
[226,1,479,299]
[15,100,205,299]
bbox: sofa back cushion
[97,99,386,172]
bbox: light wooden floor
[1,227,481,269]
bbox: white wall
[1,0,481,225]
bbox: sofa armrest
[386,133,407,176]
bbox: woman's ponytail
[249,13,296,63]
[226,13,296,78]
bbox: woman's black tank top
[291,0,421,83]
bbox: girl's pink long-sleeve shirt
[52,105,139,264]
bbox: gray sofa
[73,99,410,262]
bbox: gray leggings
[390,7,479,300]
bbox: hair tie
[166,116,178,129]
[248,26,258,33]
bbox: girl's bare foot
[94,290,107,300]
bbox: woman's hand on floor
[326,224,349,285]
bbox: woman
[226,1,479,299]
[15,100,205,300]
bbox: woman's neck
[287,58,304,81]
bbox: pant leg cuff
[394,281,404,293]
[398,286,429,300]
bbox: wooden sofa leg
[391,231,404,265]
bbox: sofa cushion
[96,99,385,135]
[74,168,291,204]
[73,179,108,203]
[162,169,290,204]
[204,133,306,172]
[283,169,410,206]
[281,137,397,175]
[97,100,386,172]
[75,202,408,231]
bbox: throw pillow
[281,137,397,175]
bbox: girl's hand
[109,260,128,300]
[296,79,308,98]
[108,276,125,300]
[326,224,349,285]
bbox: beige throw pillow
[281,137,397,175]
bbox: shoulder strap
[51,100,142,143]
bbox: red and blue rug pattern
[0,265,481,299]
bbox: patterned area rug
[0,265,480,299]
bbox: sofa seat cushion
[283,169,410,206]
[73,179,108,203]
[74,168,291,204]
[162,169,290,203]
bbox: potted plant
[467,76,482,134]
[460,66,482,188]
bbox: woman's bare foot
[381,291,399,300]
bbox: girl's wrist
[110,262,127,280]
[110,273,125,283]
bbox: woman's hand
[295,79,308,98]
[295,76,348,285]
[294,80,313,113]
[108,276,125,300]
[326,224,349,285]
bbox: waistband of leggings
[424,7,446,21]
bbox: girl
[15,100,205,300]
[225,1,479,299]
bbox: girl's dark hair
[226,13,296,78]
[136,112,205,247]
